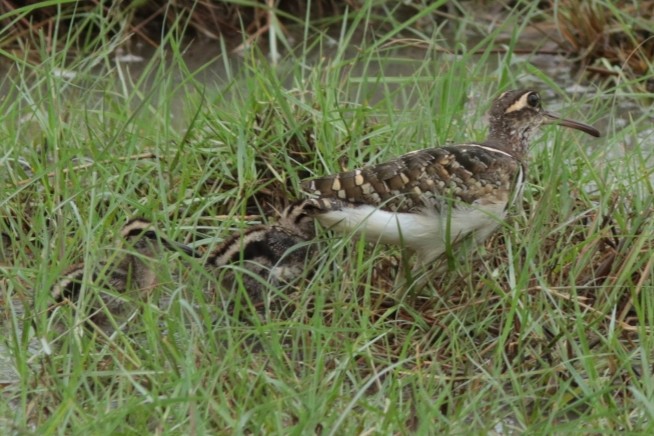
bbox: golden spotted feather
[302,144,522,213]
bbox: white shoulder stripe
[464,144,513,158]
[509,165,525,207]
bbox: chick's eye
[527,93,540,108]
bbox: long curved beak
[162,239,203,258]
[543,111,601,137]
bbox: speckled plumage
[302,89,600,271]
[50,219,196,329]
[207,201,316,302]
[303,144,521,214]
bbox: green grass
[2,0,654,433]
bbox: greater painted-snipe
[301,89,601,289]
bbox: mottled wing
[302,145,520,213]
[51,264,90,302]
[208,225,271,268]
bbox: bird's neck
[484,122,536,162]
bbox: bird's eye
[527,93,540,108]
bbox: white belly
[315,203,506,264]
